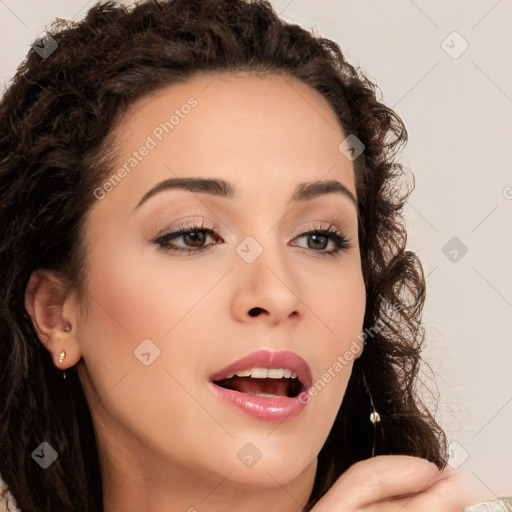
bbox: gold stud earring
[58,351,66,364]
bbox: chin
[203,435,318,488]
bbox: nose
[230,244,303,327]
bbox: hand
[310,455,488,512]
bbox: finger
[382,469,499,512]
[311,455,444,512]
[349,468,480,512]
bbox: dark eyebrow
[134,177,234,209]
[290,179,357,206]
[134,177,357,209]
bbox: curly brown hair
[0,1,447,511]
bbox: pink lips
[208,350,313,423]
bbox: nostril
[248,307,264,317]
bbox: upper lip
[210,349,313,390]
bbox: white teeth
[227,368,298,379]
[267,368,284,379]
[250,367,267,378]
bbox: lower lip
[209,382,309,422]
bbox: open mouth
[212,371,304,398]
[209,351,313,422]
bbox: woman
[0,1,509,511]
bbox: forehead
[98,72,355,211]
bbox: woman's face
[75,73,366,490]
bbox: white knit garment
[0,476,20,512]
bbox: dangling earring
[61,323,71,377]
[360,367,381,457]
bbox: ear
[24,270,82,369]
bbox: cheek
[314,258,367,347]
[75,249,219,458]
[303,263,366,411]
[76,230,233,420]
[80,233,218,343]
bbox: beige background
[1,0,511,496]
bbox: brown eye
[155,222,221,254]
[182,230,207,247]
[292,226,351,256]
[307,233,329,250]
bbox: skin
[24,74,490,511]
[311,455,488,511]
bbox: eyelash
[154,219,352,257]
